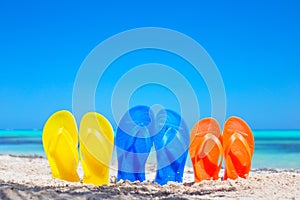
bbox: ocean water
[0,130,299,169]
[0,130,44,156]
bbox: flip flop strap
[49,127,76,155]
[225,132,252,166]
[195,133,223,170]
[156,126,188,170]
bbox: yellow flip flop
[79,112,114,186]
[42,110,80,182]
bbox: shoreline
[0,155,299,199]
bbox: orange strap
[224,132,252,166]
[195,133,223,169]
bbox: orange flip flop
[189,118,223,182]
[223,116,254,180]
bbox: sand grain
[0,155,299,199]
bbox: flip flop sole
[152,109,189,185]
[223,116,254,180]
[116,106,153,182]
[79,112,114,186]
[42,110,80,182]
[189,118,222,182]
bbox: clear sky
[0,0,300,130]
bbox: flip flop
[42,110,80,182]
[116,105,154,182]
[152,109,189,185]
[223,116,254,180]
[79,112,114,186]
[189,118,223,182]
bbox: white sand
[0,155,299,199]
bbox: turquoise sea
[0,130,299,169]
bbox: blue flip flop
[152,109,190,185]
[116,105,154,182]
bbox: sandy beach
[0,155,299,200]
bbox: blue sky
[0,0,300,130]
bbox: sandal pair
[116,106,189,185]
[42,110,114,186]
[189,117,254,181]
